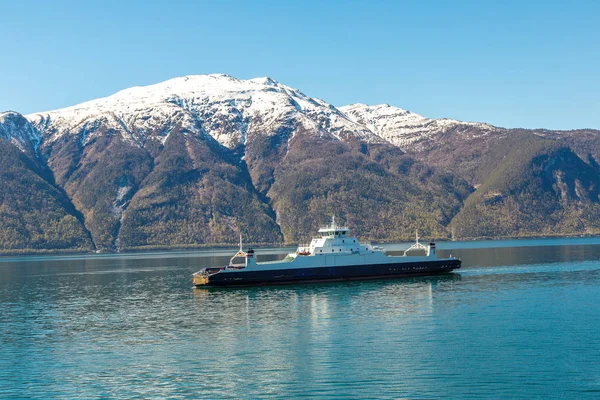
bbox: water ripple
[2,245,600,398]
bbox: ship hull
[196,259,460,287]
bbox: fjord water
[1,239,600,399]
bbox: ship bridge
[317,215,349,238]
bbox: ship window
[353,240,355,243]
[320,250,322,253]
[342,240,345,243]
[339,249,341,251]
[332,249,334,252]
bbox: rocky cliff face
[0,74,599,252]
[0,112,92,252]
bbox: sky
[0,0,598,130]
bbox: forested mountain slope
[0,75,598,253]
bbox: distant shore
[3,232,600,257]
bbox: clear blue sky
[1,0,598,129]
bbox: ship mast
[404,230,428,255]
[229,234,247,265]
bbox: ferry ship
[193,217,461,287]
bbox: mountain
[0,112,93,252]
[450,134,600,238]
[0,74,599,253]
[340,103,497,151]
[28,74,381,150]
[0,111,42,162]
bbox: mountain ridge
[1,73,599,253]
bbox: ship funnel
[245,248,256,266]
[428,242,436,257]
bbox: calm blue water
[1,238,600,399]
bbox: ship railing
[318,222,349,229]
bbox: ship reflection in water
[193,273,462,323]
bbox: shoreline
[3,232,600,258]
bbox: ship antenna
[416,230,419,244]
[332,214,336,229]
[239,234,243,252]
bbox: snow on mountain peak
[12,74,500,155]
[340,103,496,150]
[26,74,382,149]
[0,111,41,154]
[248,76,279,86]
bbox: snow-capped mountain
[0,111,41,157]
[26,74,384,152]
[340,103,497,150]
[20,74,503,155]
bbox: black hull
[198,259,461,287]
